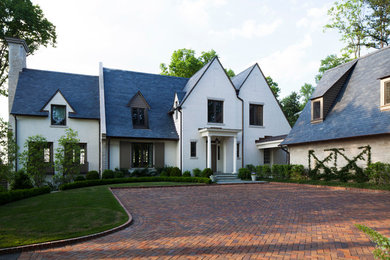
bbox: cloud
[209,19,282,39]
[296,5,330,31]
[177,0,227,26]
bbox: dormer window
[128,91,150,129]
[132,107,148,128]
[380,78,390,111]
[51,105,66,126]
[311,98,323,123]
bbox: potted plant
[251,172,257,182]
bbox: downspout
[280,145,290,165]
[179,106,183,171]
[236,91,244,168]
[98,120,101,174]
[107,137,111,170]
[13,115,18,171]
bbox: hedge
[59,176,212,190]
[0,186,51,205]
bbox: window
[250,104,263,126]
[132,143,153,168]
[28,142,53,173]
[237,143,240,158]
[132,108,148,128]
[190,141,196,158]
[313,101,321,120]
[264,149,270,164]
[208,100,223,123]
[381,80,390,110]
[79,143,87,165]
[51,105,66,126]
[385,82,390,105]
[175,101,178,120]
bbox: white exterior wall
[238,66,291,166]
[16,115,100,172]
[108,138,178,170]
[181,60,242,173]
[289,135,390,168]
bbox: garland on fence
[308,145,371,181]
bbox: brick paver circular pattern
[19,183,390,259]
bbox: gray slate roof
[103,68,188,139]
[11,69,99,119]
[282,47,390,145]
[231,65,255,90]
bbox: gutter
[236,92,244,168]
[13,115,18,171]
[179,106,183,171]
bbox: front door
[211,144,217,172]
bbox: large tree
[0,0,57,96]
[364,0,390,48]
[315,53,352,82]
[280,92,301,126]
[266,76,281,99]
[299,83,315,109]
[160,48,235,78]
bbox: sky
[1,0,351,120]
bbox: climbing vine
[308,145,371,182]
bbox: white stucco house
[6,38,291,175]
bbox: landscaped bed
[0,182,203,249]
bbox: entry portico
[199,127,241,174]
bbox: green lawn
[0,182,200,248]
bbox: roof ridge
[23,68,97,77]
[232,64,256,79]
[103,67,189,79]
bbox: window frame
[249,103,264,126]
[263,149,271,165]
[311,97,323,123]
[380,78,390,111]
[190,141,197,158]
[131,143,153,168]
[51,104,67,126]
[207,99,224,124]
[132,107,148,129]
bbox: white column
[207,135,212,169]
[233,136,237,174]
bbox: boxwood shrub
[0,186,51,205]
[238,168,251,180]
[102,169,115,179]
[86,170,100,180]
[201,168,213,178]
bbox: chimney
[5,37,29,128]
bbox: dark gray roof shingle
[231,64,255,90]
[11,69,99,119]
[103,68,188,139]
[283,47,390,145]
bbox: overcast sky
[1,0,352,120]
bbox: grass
[262,178,390,191]
[0,182,200,248]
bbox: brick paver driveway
[19,183,390,259]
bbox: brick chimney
[5,37,29,128]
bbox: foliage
[0,186,50,205]
[170,167,182,177]
[132,168,151,177]
[299,83,315,108]
[60,176,212,190]
[55,128,81,182]
[280,91,301,126]
[0,0,57,96]
[160,48,234,78]
[19,135,50,187]
[315,53,353,82]
[74,175,86,182]
[364,0,390,49]
[238,168,251,180]
[114,170,124,178]
[86,170,100,180]
[365,162,390,185]
[246,164,256,172]
[201,168,213,178]
[160,171,168,177]
[356,224,390,259]
[11,169,33,190]
[272,164,291,179]
[290,165,306,180]
[0,118,17,183]
[266,76,281,99]
[183,170,191,177]
[102,169,115,179]
[193,168,201,177]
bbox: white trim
[311,97,323,123]
[380,78,390,111]
[256,139,284,149]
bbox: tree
[55,128,80,182]
[315,53,353,82]
[325,0,367,58]
[364,0,390,48]
[266,76,281,99]
[0,0,57,96]
[299,83,315,109]
[280,92,301,126]
[0,118,17,184]
[160,48,235,78]
[19,135,49,187]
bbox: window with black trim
[237,143,240,158]
[312,101,321,120]
[51,105,66,126]
[264,149,270,164]
[132,108,148,128]
[28,142,54,173]
[208,100,223,123]
[250,104,263,126]
[190,141,197,158]
[132,143,153,168]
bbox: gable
[41,89,75,113]
[127,91,151,109]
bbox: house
[6,38,291,175]
[282,46,390,169]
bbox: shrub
[291,165,305,180]
[256,165,264,178]
[115,168,129,177]
[246,164,256,172]
[59,176,212,190]
[114,170,124,179]
[74,175,86,182]
[160,171,168,177]
[262,165,271,178]
[0,186,51,205]
[201,168,213,178]
[102,169,115,179]
[132,168,150,177]
[272,164,282,179]
[238,168,251,180]
[11,170,33,190]
[193,168,201,177]
[183,171,191,177]
[170,167,182,177]
[86,170,100,180]
[365,162,390,185]
[356,224,390,259]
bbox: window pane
[264,149,270,164]
[237,143,240,158]
[190,142,196,157]
[208,100,223,123]
[313,101,321,119]
[385,82,390,105]
[44,148,50,163]
[250,104,263,126]
[215,101,223,123]
[51,105,66,125]
[132,143,153,167]
[208,100,215,122]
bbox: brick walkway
[18,183,390,259]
